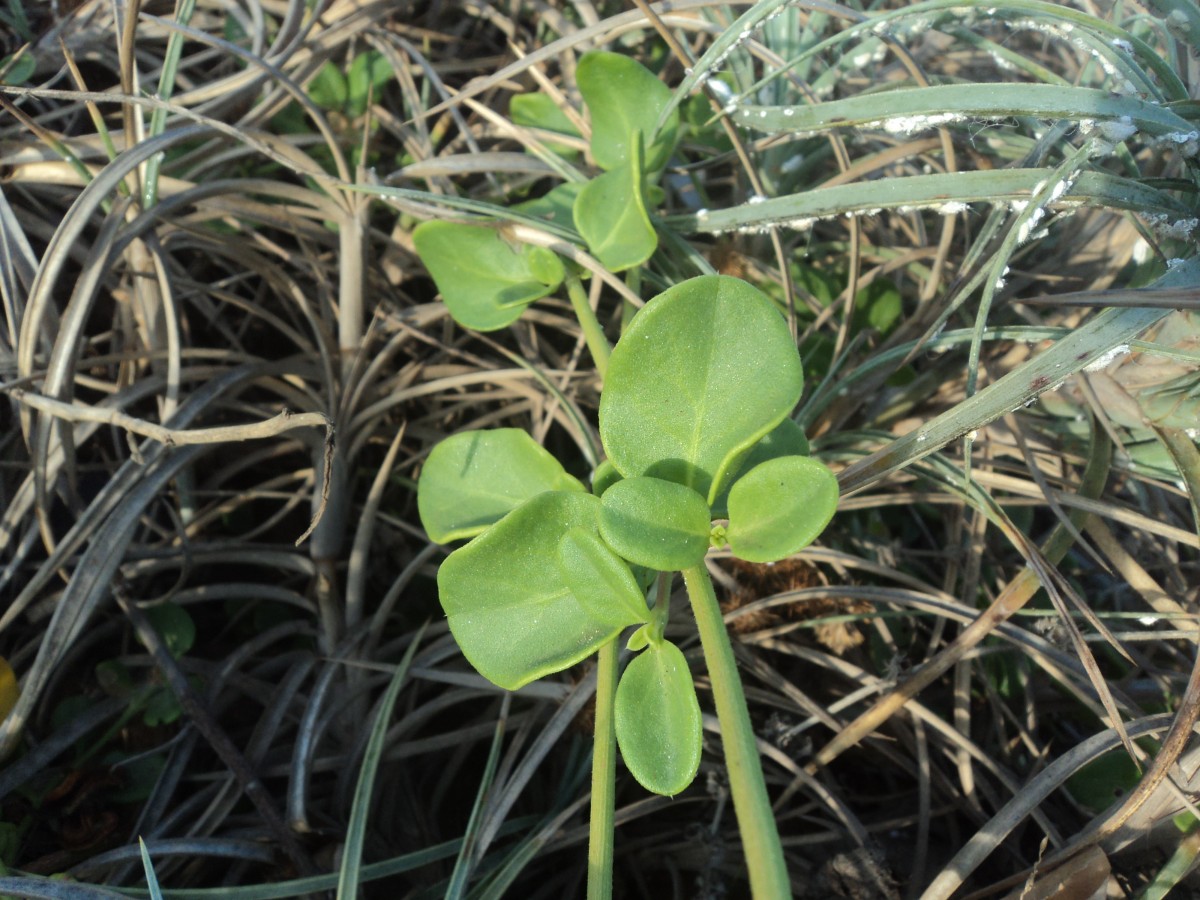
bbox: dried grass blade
[921,714,1176,900]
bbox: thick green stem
[565,272,611,380]
[683,564,790,899]
[587,638,619,900]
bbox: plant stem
[587,638,619,900]
[683,564,790,899]
[565,271,611,380]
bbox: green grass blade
[676,169,1189,235]
[444,695,510,899]
[143,0,199,209]
[138,839,164,900]
[731,83,1193,138]
[837,257,1200,495]
[336,625,428,900]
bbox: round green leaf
[599,275,804,503]
[573,140,657,272]
[418,429,585,544]
[142,603,196,658]
[438,491,620,691]
[615,640,702,796]
[725,456,838,563]
[413,221,564,331]
[577,51,680,173]
[598,476,710,571]
[558,527,650,628]
[710,417,810,517]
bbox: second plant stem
[587,637,619,900]
[564,272,611,380]
[683,563,790,899]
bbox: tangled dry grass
[1,0,1199,897]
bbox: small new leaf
[615,640,702,796]
[726,456,838,563]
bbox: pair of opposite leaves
[417,275,839,794]
[411,50,680,331]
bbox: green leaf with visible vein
[413,221,564,331]
[573,135,657,271]
[577,51,679,172]
[598,476,711,571]
[600,275,803,503]
[437,491,621,691]
[418,429,585,543]
[558,527,650,627]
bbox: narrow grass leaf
[681,169,1189,235]
[444,695,509,899]
[837,257,1200,495]
[337,626,427,900]
[138,839,164,900]
[732,83,1192,138]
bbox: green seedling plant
[411,51,678,356]
[417,274,839,898]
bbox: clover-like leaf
[725,456,838,563]
[615,639,702,796]
[418,429,585,543]
[558,527,650,628]
[600,275,804,503]
[598,476,711,571]
[413,221,565,331]
[573,135,657,272]
[577,51,679,172]
[438,491,621,691]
